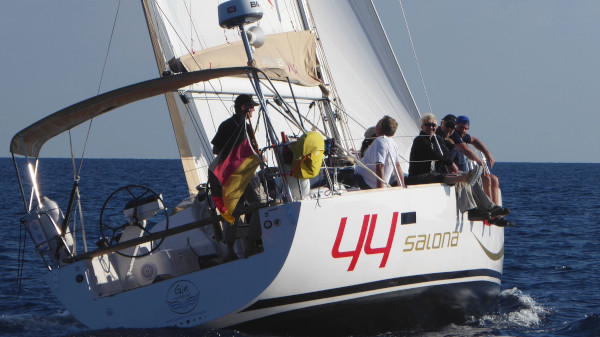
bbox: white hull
[11,1,504,335]
[46,183,503,334]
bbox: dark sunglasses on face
[424,122,437,128]
[445,122,456,129]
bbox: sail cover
[179,31,321,87]
[306,0,421,165]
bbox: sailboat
[10,0,504,335]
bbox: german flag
[208,122,261,223]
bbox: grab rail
[70,201,277,262]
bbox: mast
[141,0,200,195]
[141,0,414,186]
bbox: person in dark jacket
[434,114,461,174]
[407,113,459,185]
[211,94,263,260]
[211,94,259,155]
[406,113,510,223]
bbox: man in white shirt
[354,116,406,189]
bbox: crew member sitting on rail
[406,113,511,224]
[354,116,406,189]
[359,126,377,158]
[451,115,501,204]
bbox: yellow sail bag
[291,131,324,179]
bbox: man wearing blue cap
[451,115,500,205]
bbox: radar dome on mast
[218,0,263,29]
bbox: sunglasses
[445,122,456,129]
[424,122,437,128]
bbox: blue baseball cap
[457,115,470,125]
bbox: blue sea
[1,158,599,337]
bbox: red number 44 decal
[331,212,399,271]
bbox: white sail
[145,0,325,194]
[149,0,304,58]
[306,0,421,167]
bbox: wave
[0,311,85,337]
[555,313,600,337]
[0,312,246,337]
[461,288,599,337]
[466,287,550,330]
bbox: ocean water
[0,158,598,337]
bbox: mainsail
[144,0,323,194]
[143,0,420,193]
[306,1,421,163]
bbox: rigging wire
[398,0,433,114]
[188,0,194,52]
[326,99,365,131]
[151,0,237,166]
[153,0,310,158]
[147,1,170,71]
[61,1,123,258]
[201,82,219,131]
[149,1,232,171]
[153,2,230,113]
[284,0,297,31]
[68,131,78,254]
[182,0,207,50]
[303,2,355,151]
[181,93,213,157]
[287,0,304,32]
[275,0,284,32]
[75,0,122,178]
[97,1,122,96]
[16,225,26,299]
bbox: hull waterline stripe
[242,268,501,312]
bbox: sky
[1,1,599,163]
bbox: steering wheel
[99,185,169,257]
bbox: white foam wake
[475,287,551,328]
